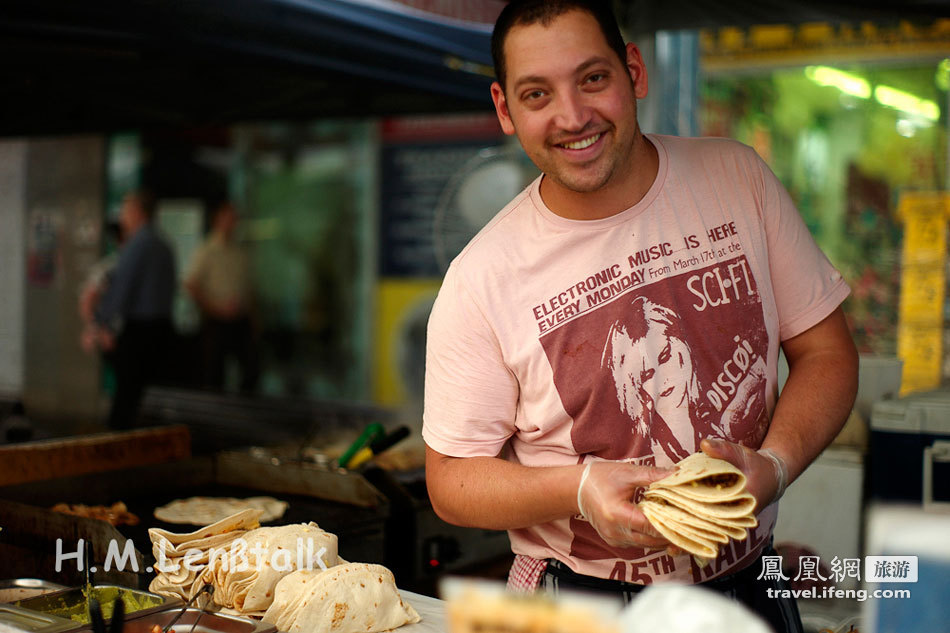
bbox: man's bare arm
[425,446,671,548]
[425,446,582,530]
[765,306,858,479]
[703,306,858,508]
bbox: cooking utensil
[345,426,411,470]
[161,586,213,633]
[87,598,105,633]
[83,541,93,589]
[336,424,385,469]
[185,587,214,633]
[109,597,124,633]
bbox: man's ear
[625,42,649,99]
[490,81,517,136]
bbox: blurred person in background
[184,198,259,393]
[79,221,124,354]
[95,190,176,430]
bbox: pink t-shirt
[423,134,850,584]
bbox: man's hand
[577,461,673,549]
[700,438,786,513]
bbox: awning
[0,0,498,135]
[1,0,948,136]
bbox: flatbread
[262,563,420,633]
[639,498,748,540]
[647,452,747,499]
[641,504,719,559]
[155,497,288,526]
[642,487,756,519]
[208,522,340,614]
[639,453,759,559]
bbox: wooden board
[0,425,191,487]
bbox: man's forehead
[502,10,616,87]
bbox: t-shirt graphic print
[539,252,768,566]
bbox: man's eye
[585,73,607,84]
[523,89,546,101]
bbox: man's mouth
[559,133,603,150]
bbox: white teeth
[562,133,602,150]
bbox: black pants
[107,318,172,430]
[200,316,259,392]
[541,546,803,633]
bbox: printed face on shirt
[602,297,699,453]
[489,9,648,196]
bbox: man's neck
[540,133,659,221]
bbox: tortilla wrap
[647,452,748,500]
[639,498,749,540]
[207,522,340,614]
[262,563,421,633]
[155,497,287,526]
[643,487,757,519]
[641,504,719,559]
[638,453,759,559]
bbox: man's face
[119,195,145,235]
[490,10,648,195]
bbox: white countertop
[398,590,446,633]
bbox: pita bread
[155,497,287,526]
[208,522,340,614]
[639,453,759,559]
[641,504,719,559]
[148,510,261,602]
[648,452,748,499]
[639,498,748,540]
[262,564,420,633]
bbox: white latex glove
[699,439,789,513]
[577,461,673,549]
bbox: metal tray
[0,579,68,604]
[14,585,177,625]
[0,604,79,633]
[120,608,275,633]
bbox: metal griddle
[0,456,390,589]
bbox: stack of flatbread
[262,563,420,633]
[154,496,289,525]
[148,511,422,633]
[149,508,262,601]
[639,453,758,561]
[201,522,340,617]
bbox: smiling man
[422,2,857,631]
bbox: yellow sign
[896,192,950,395]
[372,279,442,406]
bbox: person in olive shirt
[184,199,259,392]
[95,190,176,430]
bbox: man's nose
[553,89,591,131]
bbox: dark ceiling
[1,0,948,137]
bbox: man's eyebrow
[510,56,615,92]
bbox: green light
[936,59,950,92]
[874,85,940,121]
[805,65,871,99]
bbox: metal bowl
[121,608,275,633]
[0,580,69,604]
[14,585,176,625]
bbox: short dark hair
[491,0,627,90]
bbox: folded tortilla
[262,563,421,633]
[155,497,287,526]
[208,522,340,614]
[639,453,759,559]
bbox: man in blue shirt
[95,190,176,429]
